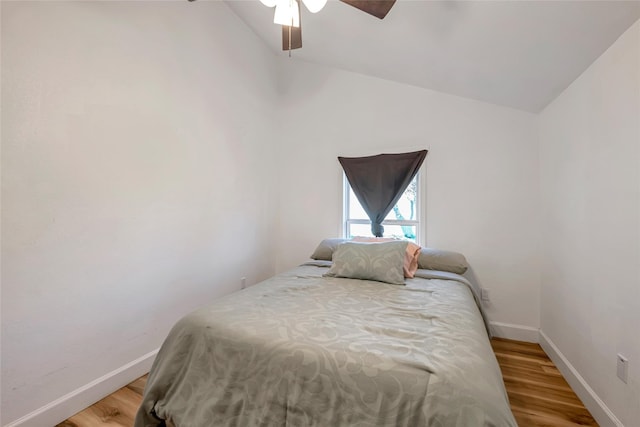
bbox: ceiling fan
[188,0,396,52]
[264,0,397,51]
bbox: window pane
[347,223,374,239]
[347,175,418,221]
[347,224,417,242]
[380,224,417,241]
[348,187,369,220]
[384,176,418,221]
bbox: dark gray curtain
[339,150,427,237]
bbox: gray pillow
[417,247,468,274]
[310,238,348,260]
[323,241,407,285]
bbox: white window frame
[343,172,425,245]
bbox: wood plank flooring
[58,338,598,427]
[56,376,147,427]
[491,338,598,426]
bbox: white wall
[1,1,278,425]
[275,59,541,331]
[539,20,640,426]
[6,1,634,425]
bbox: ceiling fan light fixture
[259,0,278,7]
[274,0,300,27]
[301,0,327,13]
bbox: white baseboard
[539,330,623,427]
[4,349,159,427]
[489,321,539,342]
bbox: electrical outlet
[481,288,490,302]
[241,277,247,289]
[617,354,628,383]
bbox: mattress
[135,263,516,426]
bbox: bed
[135,242,517,427]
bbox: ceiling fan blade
[281,8,302,51]
[339,0,396,19]
[282,24,302,50]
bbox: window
[344,174,421,243]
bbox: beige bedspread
[135,264,516,427]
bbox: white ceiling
[225,0,640,112]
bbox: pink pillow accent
[405,242,421,278]
[351,237,421,278]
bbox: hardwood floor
[56,376,147,427]
[58,338,597,427]
[491,338,598,426]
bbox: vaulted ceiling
[226,0,640,112]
